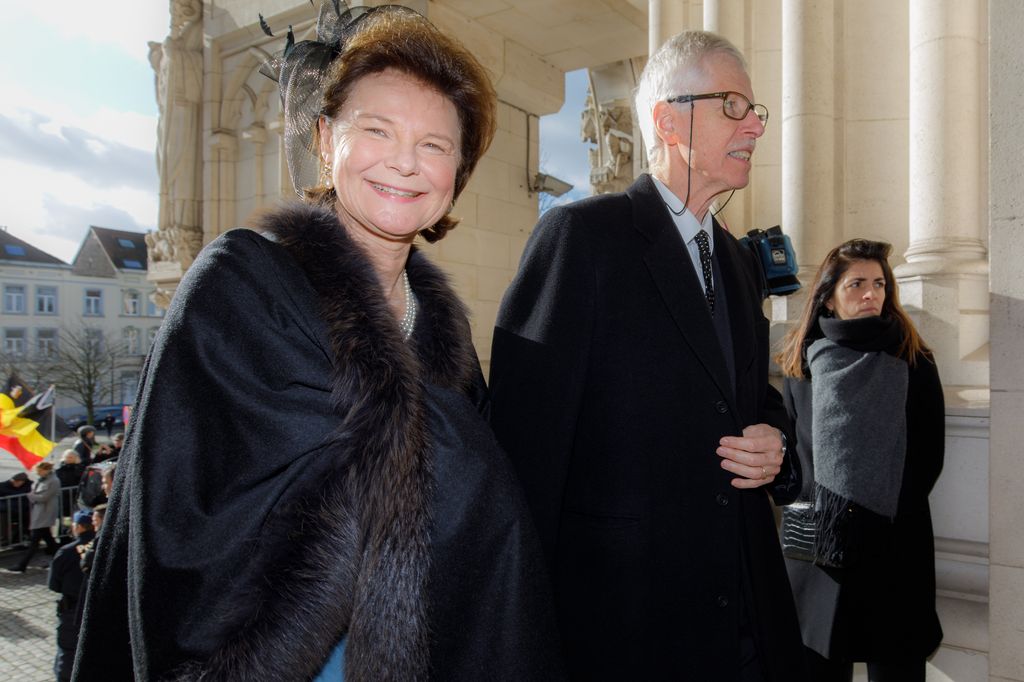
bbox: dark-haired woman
[776,239,944,682]
[73,4,560,681]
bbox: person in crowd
[49,509,95,681]
[105,433,124,462]
[72,426,96,467]
[78,504,106,577]
[0,471,31,546]
[489,29,805,681]
[101,414,115,439]
[73,4,560,681]
[775,239,944,682]
[7,461,59,572]
[0,473,30,540]
[56,451,84,488]
[55,451,84,534]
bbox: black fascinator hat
[259,1,413,195]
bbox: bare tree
[35,325,132,426]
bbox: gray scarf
[807,316,908,518]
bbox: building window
[117,238,136,249]
[3,329,26,355]
[84,289,103,316]
[36,286,57,314]
[36,329,58,358]
[145,296,164,318]
[4,245,26,257]
[123,290,141,316]
[120,372,140,405]
[3,285,25,314]
[124,327,141,355]
[123,259,144,269]
[148,326,160,350]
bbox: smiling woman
[72,3,562,682]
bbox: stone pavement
[0,550,57,682]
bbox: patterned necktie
[694,230,715,314]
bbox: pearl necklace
[398,269,417,341]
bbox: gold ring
[760,466,767,480]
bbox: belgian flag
[0,383,56,470]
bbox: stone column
[895,0,987,389]
[704,0,747,54]
[781,0,837,269]
[775,0,837,332]
[648,0,686,55]
[704,0,752,233]
[989,2,1024,679]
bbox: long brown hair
[306,8,496,243]
[775,239,931,379]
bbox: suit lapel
[628,175,735,405]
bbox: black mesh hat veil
[259,1,417,195]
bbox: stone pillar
[704,0,747,52]
[989,2,1024,679]
[781,0,837,270]
[704,0,752,233]
[648,0,686,55]
[895,0,987,389]
[775,0,837,336]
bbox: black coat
[73,203,561,682]
[489,174,807,681]
[783,348,945,661]
[49,531,94,651]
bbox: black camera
[738,226,801,299]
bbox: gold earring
[322,160,333,189]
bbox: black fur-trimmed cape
[73,203,562,681]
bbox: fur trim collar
[263,201,478,393]
[172,202,478,681]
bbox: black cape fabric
[489,174,807,681]
[783,318,944,661]
[73,203,561,681]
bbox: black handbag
[781,491,874,569]
[780,502,816,562]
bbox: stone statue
[148,0,204,268]
[582,92,634,195]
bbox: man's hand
[716,423,785,489]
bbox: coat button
[715,400,728,414]
[716,493,729,506]
[717,595,729,608]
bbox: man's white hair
[635,31,747,174]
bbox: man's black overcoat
[489,174,807,681]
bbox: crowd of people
[2,425,118,680]
[2,3,945,681]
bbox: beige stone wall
[418,101,540,372]
[988,1,1024,679]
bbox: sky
[0,4,591,264]
[0,3,169,263]
[539,69,594,211]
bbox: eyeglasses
[666,91,769,125]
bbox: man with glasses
[490,31,807,681]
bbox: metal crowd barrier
[0,485,80,552]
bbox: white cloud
[16,2,169,63]
[0,156,156,263]
[0,4,162,263]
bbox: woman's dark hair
[776,239,931,379]
[306,8,496,243]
